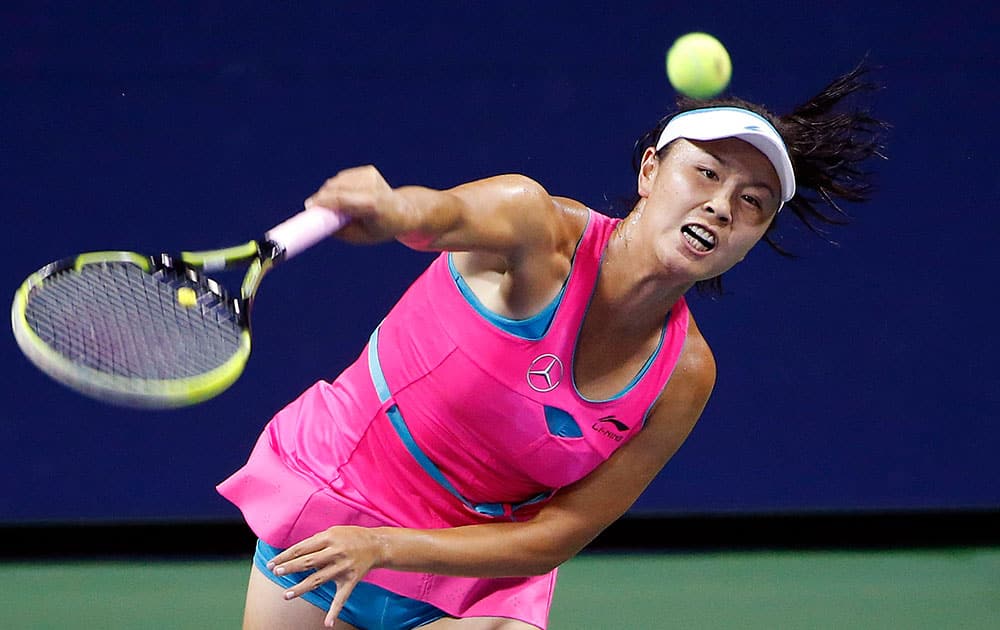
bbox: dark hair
[624,61,889,294]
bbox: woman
[219,64,886,629]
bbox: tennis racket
[11,207,347,409]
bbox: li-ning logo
[592,415,630,442]
[526,354,563,393]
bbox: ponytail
[629,60,889,292]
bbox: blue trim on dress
[447,254,564,340]
[367,326,551,518]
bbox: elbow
[516,555,568,577]
[530,554,574,576]
[523,549,570,576]
[506,507,616,576]
[519,530,591,576]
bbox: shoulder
[552,196,592,247]
[451,175,589,244]
[674,313,717,401]
[484,175,591,239]
[451,174,554,215]
[456,175,591,262]
[642,311,716,439]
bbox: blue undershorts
[253,539,449,630]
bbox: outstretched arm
[306,165,568,257]
[306,165,586,317]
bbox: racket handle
[265,207,348,260]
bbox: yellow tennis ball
[666,32,732,99]
[176,286,198,308]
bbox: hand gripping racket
[11,207,347,409]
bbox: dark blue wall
[3,2,998,522]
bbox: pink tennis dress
[218,210,690,628]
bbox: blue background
[2,1,998,523]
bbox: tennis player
[218,64,886,629]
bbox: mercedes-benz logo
[526,354,563,393]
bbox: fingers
[268,549,363,630]
[305,165,389,212]
[325,581,358,628]
[268,547,325,579]
[279,559,338,601]
[303,186,392,245]
[262,526,379,626]
[266,537,319,572]
[263,536,360,600]
[305,190,378,217]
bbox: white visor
[655,106,796,205]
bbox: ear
[637,146,660,198]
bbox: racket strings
[24,262,245,380]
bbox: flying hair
[629,60,889,294]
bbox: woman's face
[636,137,782,282]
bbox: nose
[704,200,731,224]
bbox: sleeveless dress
[217,210,690,627]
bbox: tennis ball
[665,32,732,99]
[176,286,198,308]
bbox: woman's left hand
[266,525,388,628]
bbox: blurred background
[1,2,998,626]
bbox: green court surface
[2,548,997,629]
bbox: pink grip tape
[264,207,348,260]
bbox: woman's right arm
[305,165,571,260]
[306,165,587,316]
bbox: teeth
[688,225,715,244]
[682,225,716,251]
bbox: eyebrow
[702,148,778,201]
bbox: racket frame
[12,207,345,408]
[9,241,282,409]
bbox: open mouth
[681,224,716,252]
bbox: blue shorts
[253,539,449,630]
